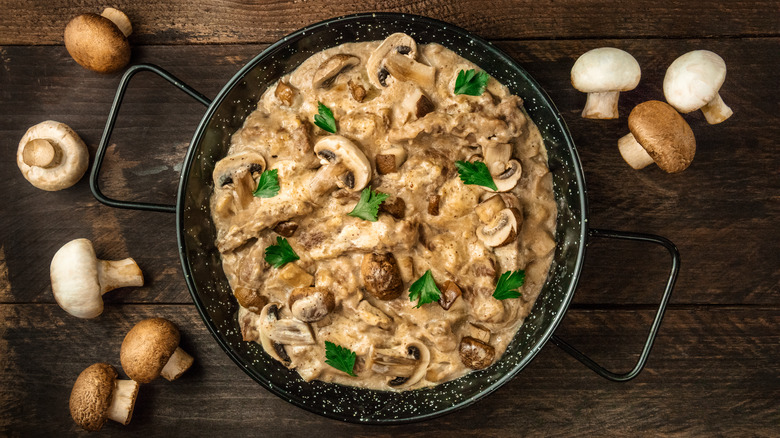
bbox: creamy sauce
[209,35,556,390]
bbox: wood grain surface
[1,1,778,436]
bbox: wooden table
[1,1,778,436]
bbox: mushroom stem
[308,163,345,196]
[22,139,61,168]
[700,93,733,125]
[97,258,144,295]
[618,133,655,169]
[160,347,194,381]
[582,91,620,119]
[101,8,132,37]
[106,379,139,425]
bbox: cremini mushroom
[50,238,143,319]
[367,33,434,89]
[371,341,430,388]
[309,135,371,195]
[491,160,523,192]
[459,336,495,370]
[394,88,435,124]
[618,100,696,173]
[348,79,367,102]
[212,151,267,211]
[275,81,297,106]
[375,144,407,175]
[69,363,139,432]
[16,120,89,191]
[663,50,733,124]
[257,303,292,365]
[288,287,335,322]
[361,253,404,300]
[312,54,360,89]
[64,8,132,73]
[481,143,522,192]
[571,47,641,119]
[273,220,299,237]
[438,280,462,310]
[476,197,522,247]
[234,287,268,313]
[427,194,440,216]
[120,318,194,383]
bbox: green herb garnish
[314,101,337,133]
[492,270,526,300]
[454,69,490,96]
[455,160,498,191]
[252,168,280,198]
[264,236,299,268]
[408,270,442,308]
[348,186,390,222]
[324,341,357,376]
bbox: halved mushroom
[375,144,407,175]
[356,300,392,329]
[490,160,522,192]
[234,286,268,313]
[288,287,335,322]
[476,195,507,223]
[257,303,292,366]
[309,135,371,195]
[312,54,361,89]
[483,143,512,176]
[459,336,495,370]
[361,252,404,300]
[366,33,419,88]
[371,341,430,388]
[212,151,267,210]
[477,208,521,247]
[384,53,436,89]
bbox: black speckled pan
[90,13,680,424]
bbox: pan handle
[89,63,212,213]
[550,228,680,382]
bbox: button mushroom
[384,52,436,89]
[477,207,522,248]
[571,47,641,119]
[361,252,404,300]
[64,8,132,73]
[120,318,195,383]
[50,238,143,319]
[367,33,434,89]
[69,363,139,432]
[663,50,733,124]
[312,54,360,89]
[212,151,267,211]
[309,135,372,195]
[371,341,431,388]
[288,287,335,322]
[375,144,407,175]
[459,336,496,370]
[16,120,89,191]
[618,100,696,173]
[258,303,315,366]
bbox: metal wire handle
[90,63,212,213]
[551,228,680,382]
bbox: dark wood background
[1,1,778,436]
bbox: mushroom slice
[490,160,522,192]
[459,336,496,370]
[312,54,361,89]
[310,135,372,194]
[477,208,521,247]
[475,195,507,223]
[257,304,292,366]
[372,341,431,388]
[438,280,462,310]
[483,143,513,176]
[366,33,419,88]
[288,287,335,323]
[384,53,436,89]
[356,300,392,329]
[259,303,315,345]
[212,151,267,210]
[16,121,89,191]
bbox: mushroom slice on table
[618,100,696,173]
[309,135,372,195]
[64,8,132,73]
[477,207,522,248]
[312,54,361,89]
[212,151,267,211]
[50,238,143,319]
[16,121,89,191]
[361,252,404,300]
[571,47,641,119]
[70,363,139,431]
[366,33,421,88]
[663,50,733,124]
[288,287,336,322]
[459,336,496,370]
[120,318,195,383]
[371,341,431,388]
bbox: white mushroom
[312,54,360,89]
[309,135,371,195]
[476,208,521,247]
[490,160,523,192]
[50,238,143,319]
[288,287,335,322]
[571,48,641,119]
[64,8,132,73]
[371,341,430,388]
[212,151,267,212]
[663,50,733,124]
[69,363,139,432]
[16,121,89,191]
[366,33,434,88]
[120,318,195,383]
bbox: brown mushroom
[618,100,696,173]
[16,121,89,191]
[273,220,299,237]
[259,303,315,346]
[69,363,139,431]
[212,151,267,211]
[361,253,404,300]
[234,286,269,313]
[366,33,419,88]
[348,79,367,102]
[120,318,194,383]
[310,136,372,195]
[275,81,297,106]
[64,8,132,73]
[288,287,335,322]
[427,194,440,216]
[438,280,462,310]
[459,336,496,370]
[312,54,360,89]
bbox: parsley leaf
[408,270,442,308]
[252,168,280,198]
[492,270,526,300]
[348,186,389,222]
[324,341,357,376]
[264,236,299,268]
[455,160,498,191]
[454,69,490,96]
[314,101,337,133]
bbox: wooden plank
[1,0,779,45]
[0,39,777,306]
[1,304,777,435]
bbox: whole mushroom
[120,318,194,383]
[16,121,89,191]
[64,8,133,73]
[50,238,144,319]
[618,100,696,173]
[361,252,404,300]
[69,363,139,432]
[663,50,733,124]
[571,47,641,119]
[459,336,496,370]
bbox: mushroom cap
[69,363,117,432]
[366,33,418,88]
[628,100,696,173]
[663,50,727,113]
[571,47,641,93]
[50,238,103,318]
[120,318,181,383]
[64,13,131,73]
[313,135,372,191]
[16,121,89,191]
